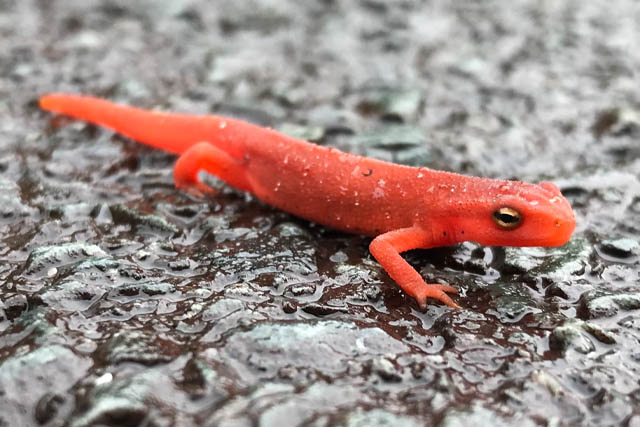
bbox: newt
[39,94,576,309]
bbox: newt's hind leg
[369,227,460,310]
[173,142,251,195]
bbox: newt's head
[442,180,576,247]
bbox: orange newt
[39,94,576,310]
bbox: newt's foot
[175,180,217,198]
[414,284,459,310]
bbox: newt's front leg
[369,227,460,310]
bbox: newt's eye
[493,207,522,230]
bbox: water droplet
[373,188,385,198]
[95,372,113,386]
[417,172,424,178]
[219,121,227,129]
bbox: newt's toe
[177,181,217,198]
[415,284,460,310]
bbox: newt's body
[40,94,576,309]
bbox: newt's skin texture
[39,94,576,309]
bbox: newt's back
[242,135,425,236]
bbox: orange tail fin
[40,94,230,155]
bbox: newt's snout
[539,181,576,246]
[549,212,576,246]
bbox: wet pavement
[1,1,640,426]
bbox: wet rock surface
[1,1,640,425]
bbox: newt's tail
[40,94,233,155]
